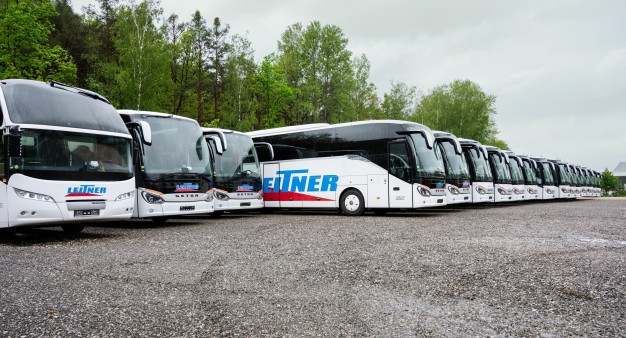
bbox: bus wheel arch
[339,188,365,216]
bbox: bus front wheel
[340,189,365,216]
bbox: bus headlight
[416,185,431,197]
[497,187,507,195]
[546,188,555,194]
[205,193,214,202]
[142,191,164,204]
[476,186,486,195]
[447,185,459,195]
[527,187,536,194]
[214,190,230,201]
[257,191,263,200]
[513,187,522,195]
[561,187,567,194]
[14,188,55,203]
[115,191,135,201]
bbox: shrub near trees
[1,0,507,148]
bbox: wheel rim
[344,194,360,212]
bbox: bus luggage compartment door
[263,163,281,208]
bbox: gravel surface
[0,199,624,337]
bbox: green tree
[252,54,296,129]
[50,0,90,87]
[414,79,506,147]
[0,0,76,82]
[189,10,209,124]
[600,168,620,194]
[114,0,169,110]
[382,81,418,120]
[220,34,257,131]
[351,54,381,120]
[207,17,230,122]
[276,21,355,124]
[83,0,120,96]
[162,13,187,114]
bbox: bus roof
[246,120,431,138]
[118,109,200,125]
[1,79,131,135]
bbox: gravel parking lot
[1,199,625,337]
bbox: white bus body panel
[494,184,514,202]
[555,185,571,199]
[511,184,526,201]
[134,188,213,218]
[539,185,557,200]
[524,185,540,200]
[445,184,471,204]
[3,174,134,228]
[262,156,447,210]
[471,182,494,203]
[213,191,264,212]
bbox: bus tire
[340,189,365,216]
[61,224,85,234]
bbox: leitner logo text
[263,169,338,193]
[66,185,107,197]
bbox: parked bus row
[248,121,601,216]
[0,79,601,233]
[0,79,265,233]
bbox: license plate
[75,209,99,216]
[180,206,195,211]
[240,202,251,207]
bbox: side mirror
[203,130,228,151]
[254,142,274,161]
[5,125,22,157]
[207,135,224,155]
[138,121,152,145]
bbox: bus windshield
[522,161,537,185]
[557,164,571,185]
[212,133,261,191]
[410,133,445,177]
[467,148,493,182]
[142,117,211,175]
[440,141,470,178]
[541,163,555,185]
[509,159,525,185]
[491,153,512,183]
[10,128,132,181]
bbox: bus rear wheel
[340,189,365,216]
[61,224,85,234]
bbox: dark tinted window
[2,81,128,134]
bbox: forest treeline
[0,0,508,148]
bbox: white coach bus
[458,138,494,203]
[531,157,557,200]
[485,146,514,202]
[517,155,540,200]
[248,120,448,215]
[203,128,268,214]
[433,131,471,204]
[118,110,214,222]
[504,152,529,201]
[0,79,135,233]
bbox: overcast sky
[72,0,626,172]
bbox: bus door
[263,163,281,208]
[263,162,304,208]
[0,135,8,227]
[388,141,413,208]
